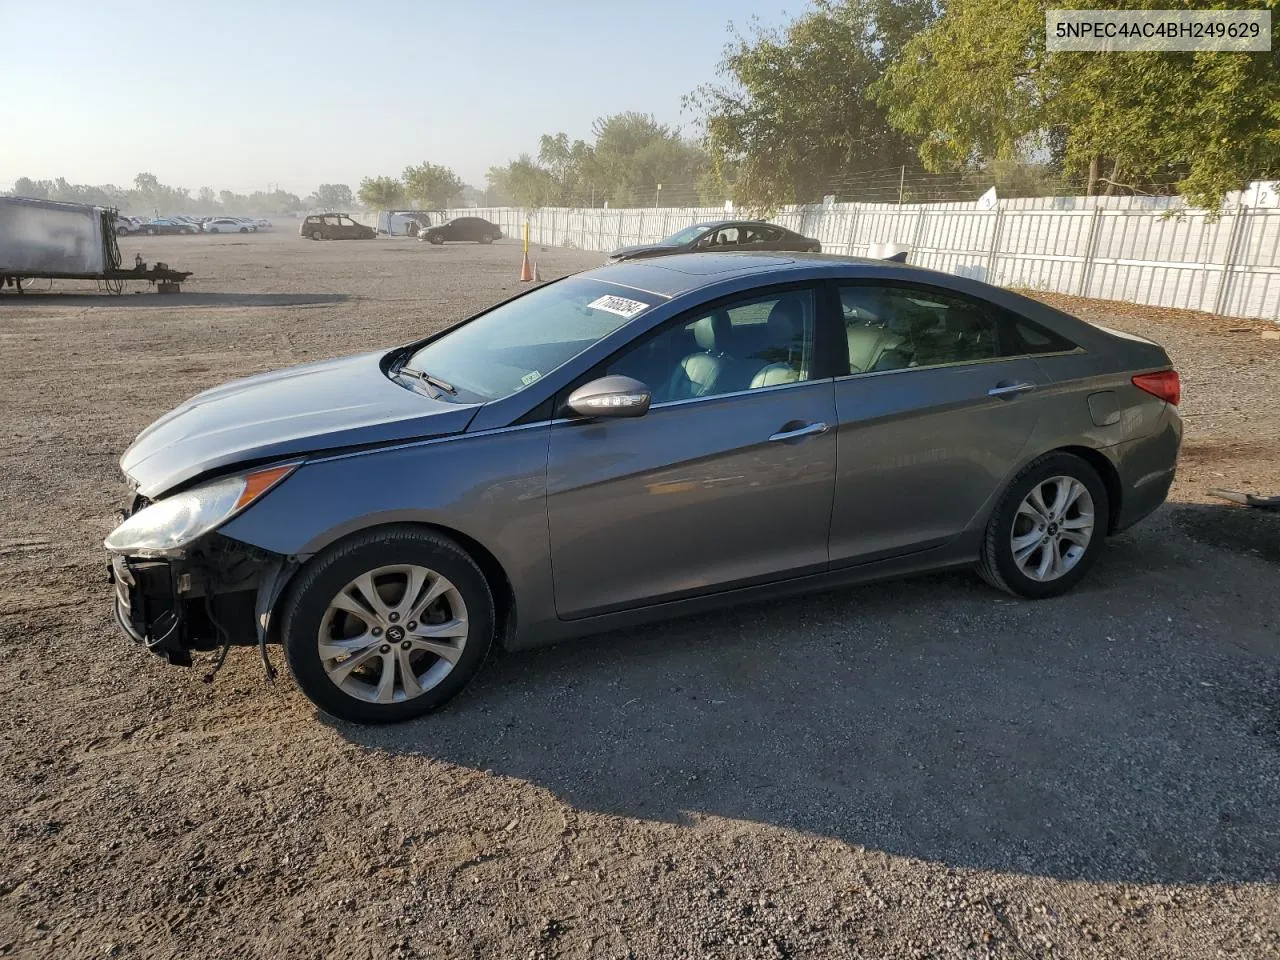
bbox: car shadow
[0,292,349,308]
[329,509,1280,885]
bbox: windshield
[402,278,658,402]
[659,224,711,246]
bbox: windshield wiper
[396,365,457,399]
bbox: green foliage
[7,174,301,214]
[877,0,1280,208]
[689,0,939,207]
[401,162,464,208]
[487,113,712,207]
[309,183,355,210]
[357,175,406,210]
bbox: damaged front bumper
[107,533,289,667]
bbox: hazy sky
[2,0,797,196]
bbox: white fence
[407,200,1280,321]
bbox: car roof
[581,252,938,299]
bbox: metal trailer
[0,196,192,295]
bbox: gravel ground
[1,231,1278,959]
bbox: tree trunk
[1087,156,1100,197]
[1104,158,1122,196]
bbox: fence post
[1077,206,1102,296]
[1214,202,1249,316]
[910,206,928,261]
[985,206,1004,283]
[844,205,860,256]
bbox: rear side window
[838,284,1076,374]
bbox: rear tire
[282,526,495,724]
[311,230,324,241]
[978,452,1109,599]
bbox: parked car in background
[418,216,502,245]
[301,214,376,240]
[608,220,821,262]
[113,215,141,236]
[251,218,272,231]
[139,218,199,236]
[104,253,1181,723]
[204,218,255,234]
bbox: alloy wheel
[1010,475,1095,582]
[317,564,468,704]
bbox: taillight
[1132,370,1180,406]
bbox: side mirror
[566,375,651,419]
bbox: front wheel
[281,526,495,723]
[208,227,219,233]
[479,233,493,244]
[978,452,1109,599]
[311,230,324,241]
[428,234,444,245]
[115,226,129,236]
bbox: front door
[547,286,837,619]
[828,281,1057,565]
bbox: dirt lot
[2,230,1278,959]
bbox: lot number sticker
[587,295,650,318]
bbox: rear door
[829,281,1064,565]
[546,284,839,618]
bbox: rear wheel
[282,526,495,723]
[311,229,324,241]
[208,227,220,234]
[979,452,1109,599]
[115,226,129,236]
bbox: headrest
[693,311,731,351]
[766,296,804,342]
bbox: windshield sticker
[521,370,542,386]
[587,294,650,319]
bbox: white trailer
[0,196,190,294]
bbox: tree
[12,177,50,199]
[589,113,708,206]
[197,186,217,208]
[358,175,406,210]
[689,0,939,207]
[401,162,464,208]
[877,0,1280,208]
[310,183,354,210]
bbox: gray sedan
[105,254,1182,723]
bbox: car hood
[608,243,678,260]
[121,351,479,498]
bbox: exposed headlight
[104,463,296,556]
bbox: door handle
[988,381,1037,399]
[769,421,829,442]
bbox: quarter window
[839,284,1075,374]
[605,289,816,403]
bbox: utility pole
[898,166,905,205]
[655,183,662,208]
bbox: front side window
[839,284,1075,375]
[404,279,656,402]
[605,289,816,404]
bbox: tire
[208,227,220,234]
[281,525,496,723]
[978,451,1109,599]
[479,233,493,244]
[311,230,324,241]
[240,227,249,234]
[428,234,444,245]
[115,226,128,236]
[146,228,157,236]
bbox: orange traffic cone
[519,252,534,282]
[533,261,543,282]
